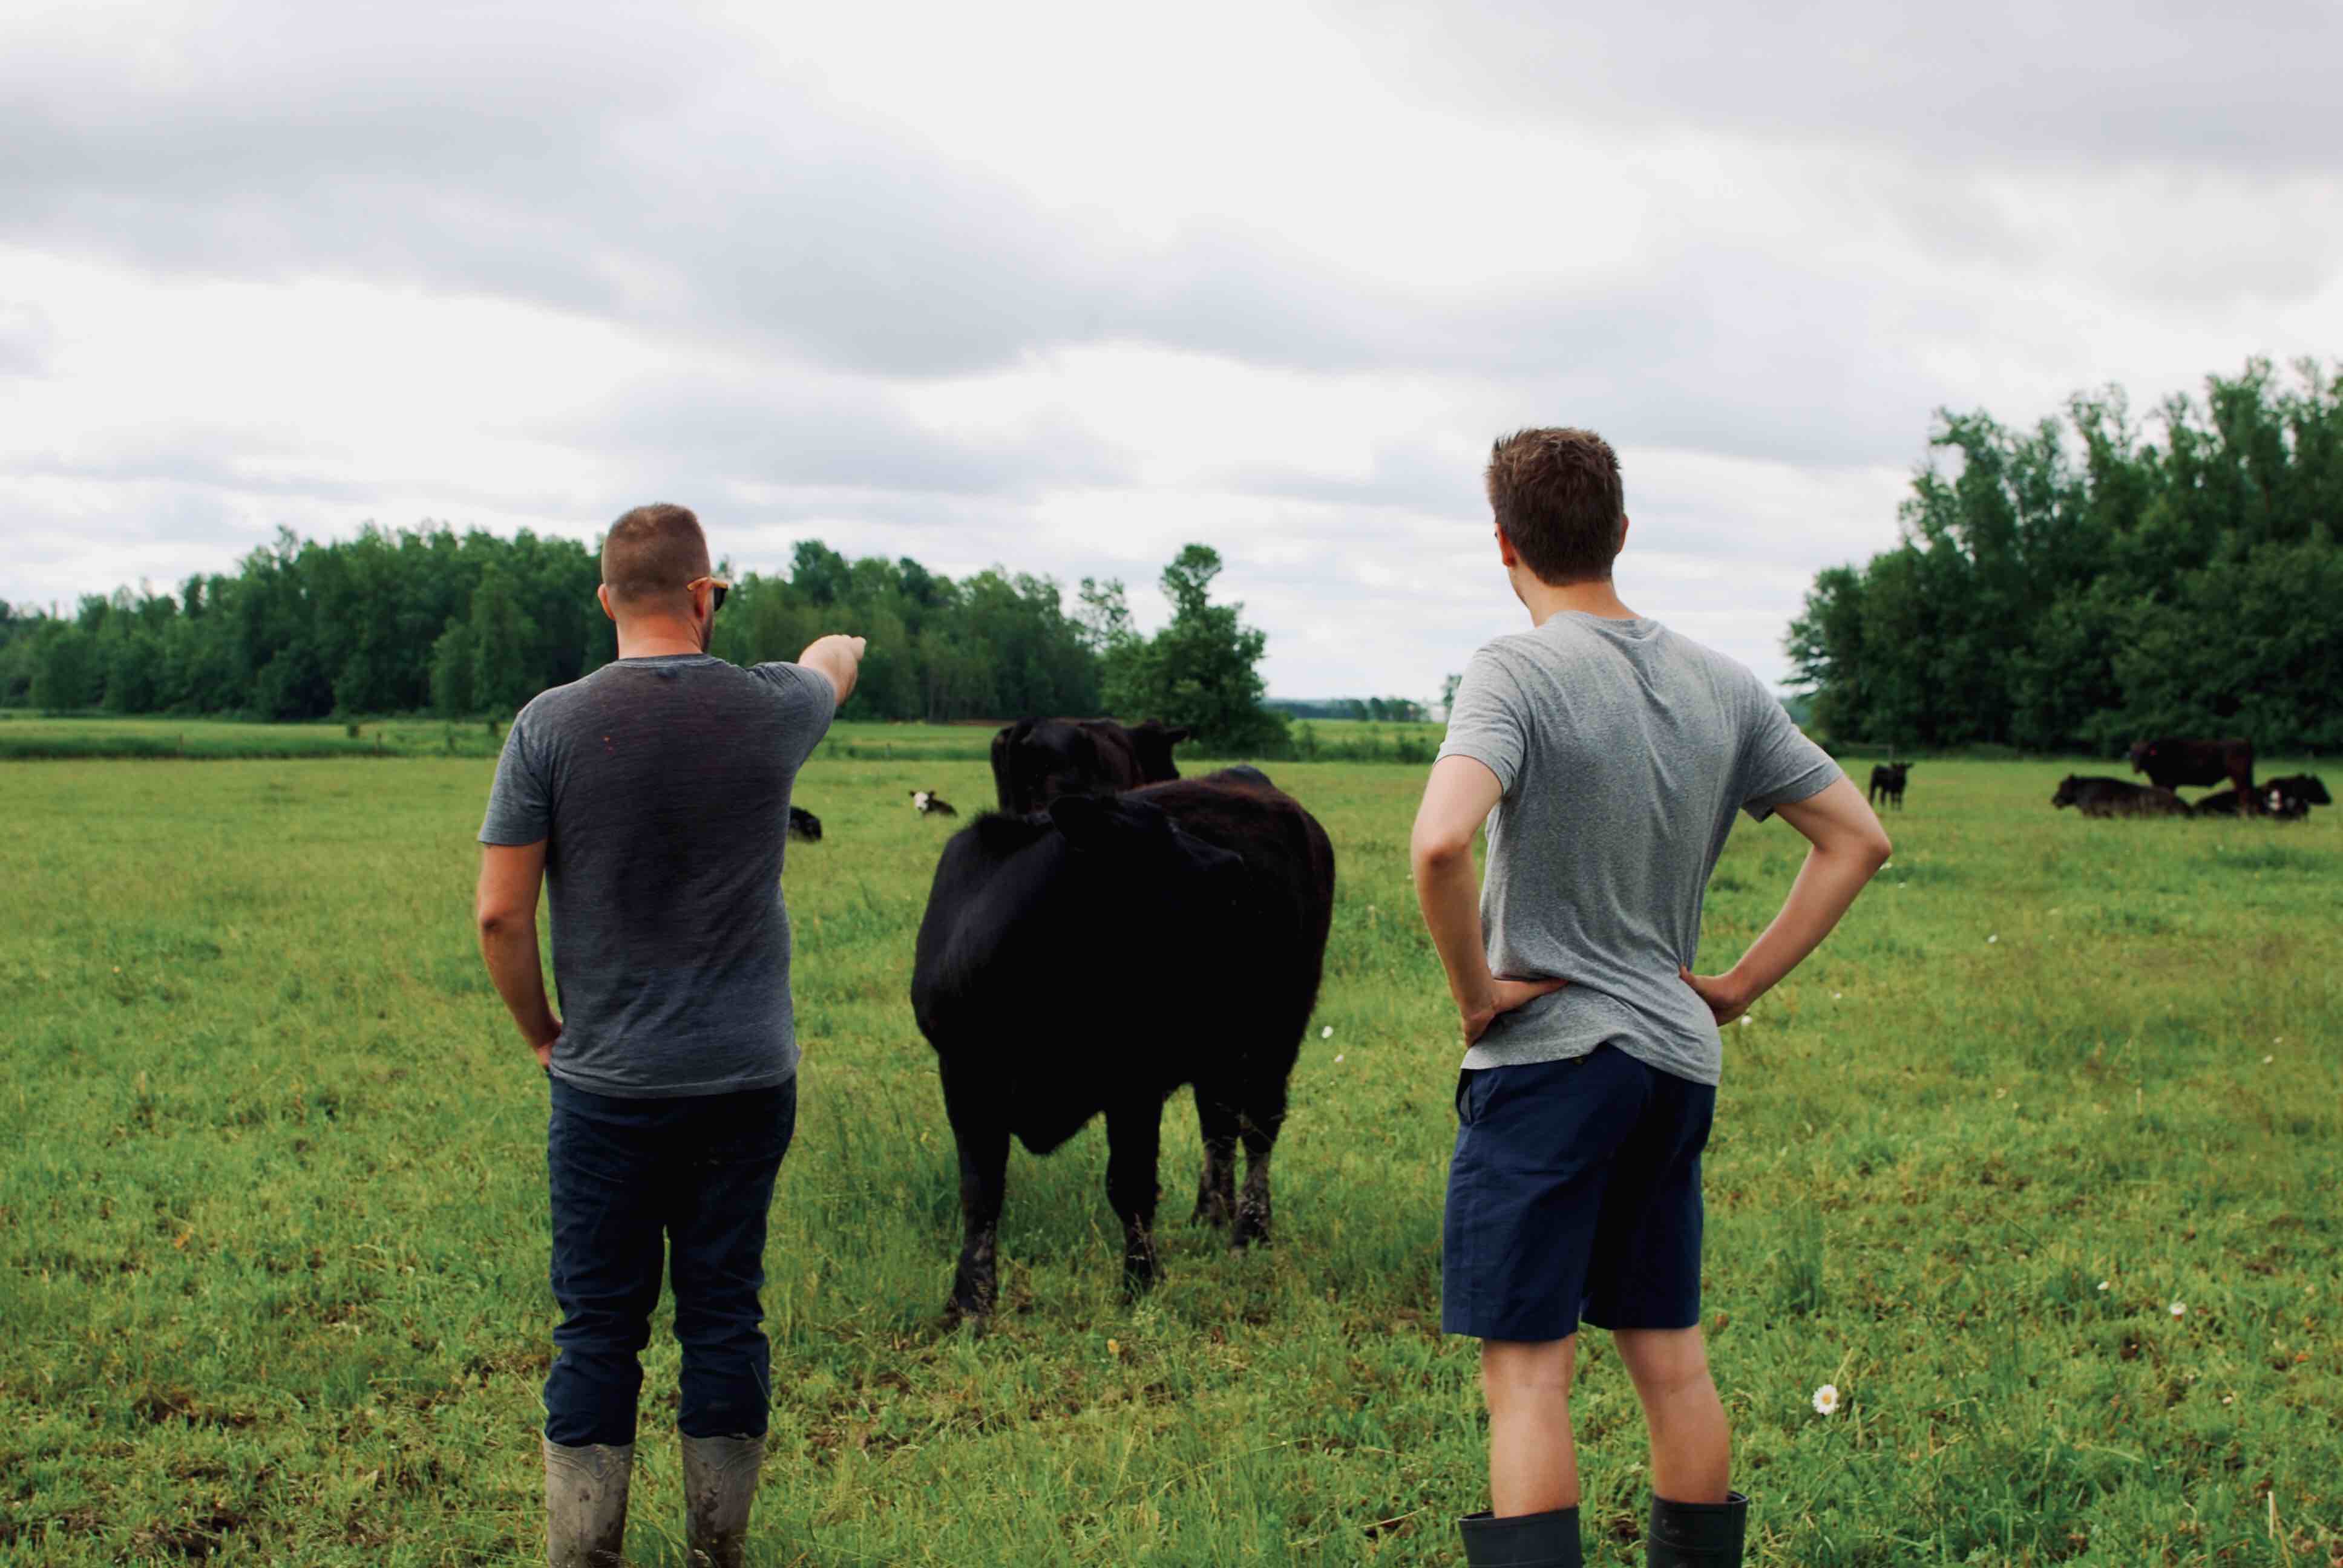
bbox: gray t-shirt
[479,653,837,1099]
[1437,613,1840,1085]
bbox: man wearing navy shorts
[1411,430,1892,1567]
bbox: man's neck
[1515,572,1638,628]
[614,616,706,659]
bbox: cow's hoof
[1191,1196,1233,1229]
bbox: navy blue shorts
[1442,1045,1715,1343]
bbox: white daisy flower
[1738,1015,1753,1027]
[2097,1279,2109,1292]
[1320,1025,1333,1039]
[1832,993,1843,1001]
[2264,1055,2275,1065]
[1333,1053,1344,1063]
[1811,1384,1840,1416]
[1987,934,1998,944]
[2170,1301,2186,1318]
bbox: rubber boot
[681,1432,765,1568]
[543,1438,632,1567]
[1647,1492,1749,1567]
[1459,1507,1582,1567]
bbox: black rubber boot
[1646,1492,1748,1566]
[1459,1508,1582,1567]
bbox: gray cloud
[2,0,2335,694]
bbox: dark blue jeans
[543,1075,797,1448]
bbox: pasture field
[0,714,1442,766]
[2,753,2338,1566]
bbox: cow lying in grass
[2192,774,2328,818]
[2052,775,2192,818]
[909,768,1335,1325]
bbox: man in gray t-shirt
[1410,430,1892,1568]
[474,503,863,1568]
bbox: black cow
[2266,773,2331,811]
[787,806,823,842]
[2191,773,2324,818]
[1867,762,1912,810]
[910,769,1335,1325]
[990,717,1191,814]
[2130,737,2255,812]
[2052,775,2192,818]
[910,789,958,817]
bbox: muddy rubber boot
[681,1432,764,1568]
[1647,1492,1749,1567]
[543,1438,632,1567]
[1459,1508,1582,1567]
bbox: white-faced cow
[989,717,1191,814]
[909,768,1335,1325]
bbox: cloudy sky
[5,1,2338,699]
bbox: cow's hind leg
[1189,1082,1240,1229]
[1103,1096,1164,1296]
[1230,1075,1289,1252]
[940,1065,1011,1328]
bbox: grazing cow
[787,805,823,842]
[910,789,958,817]
[910,768,1336,1325]
[990,717,1190,814]
[2052,775,2192,818]
[2129,737,2255,812]
[1867,762,1912,810]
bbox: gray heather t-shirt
[479,653,837,1099]
[1437,613,1840,1085]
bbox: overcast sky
[4,1,2338,698]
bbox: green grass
[1,756,2336,1565]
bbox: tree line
[1,528,1289,748]
[1789,358,2343,753]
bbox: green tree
[1105,545,1287,751]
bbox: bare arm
[1410,755,1567,1045]
[476,840,560,1068]
[1681,775,1892,1024]
[797,634,867,708]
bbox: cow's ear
[1046,792,1111,846]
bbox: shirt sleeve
[750,661,841,771]
[1436,647,1530,794]
[1737,676,1841,822]
[479,711,552,845]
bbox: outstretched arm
[477,840,560,1068]
[797,634,867,708]
[1681,776,1891,1025]
[1411,755,1567,1045]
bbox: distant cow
[2266,773,2331,811]
[911,789,958,817]
[990,717,1191,814]
[910,768,1335,1325]
[2130,737,2255,812]
[1867,762,1912,810]
[2052,775,2192,818]
[787,806,823,842]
